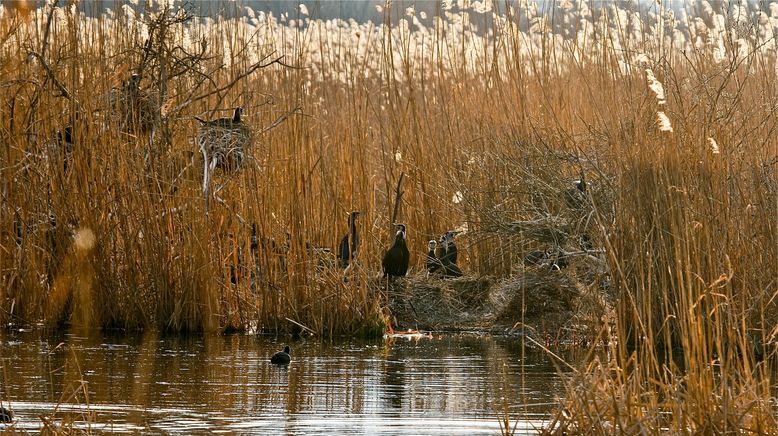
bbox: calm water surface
[0,330,576,434]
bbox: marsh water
[0,329,576,434]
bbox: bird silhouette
[338,211,360,269]
[382,223,410,278]
[439,231,462,278]
[270,345,291,365]
[426,240,444,274]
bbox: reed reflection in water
[0,329,574,434]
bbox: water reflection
[0,329,575,434]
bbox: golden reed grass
[0,0,776,429]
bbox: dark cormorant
[382,223,410,278]
[270,345,291,365]
[523,250,548,267]
[338,211,360,269]
[426,240,443,274]
[564,179,587,209]
[0,406,12,423]
[439,231,459,265]
[439,232,462,278]
[195,107,243,128]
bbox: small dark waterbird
[438,231,462,278]
[338,211,360,269]
[426,240,443,274]
[270,345,291,365]
[0,406,12,423]
[382,223,410,278]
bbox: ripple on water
[0,331,572,434]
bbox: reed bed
[0,0,776,428]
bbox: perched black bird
[270,345,291,365]
[523,250,548,267]
[382,223,410,278]
[338,211,360,269]
[564,179,587,209]
[439,232,462,278]
[54,125,75,166]
[0,405,12,423]
[426,240,443,274]
[195,107,243,128]
[439,231,459,265]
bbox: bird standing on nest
[382,223,410,278]
[338,211,360,269]
[439,231,462,278]
[426,240,444,275]
[196,107,252,211]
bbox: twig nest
[110,74,157,134]
[197,109,252,171]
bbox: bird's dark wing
[399,242,410,276]
[339,234,350,268]
[444,263,462,278]
[382,247,401,275]
[446,242,457,264]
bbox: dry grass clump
[387,274,494,330]
[547,353,778,434]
